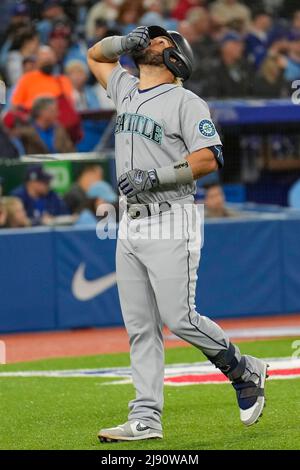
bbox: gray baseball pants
[116,200,252,431]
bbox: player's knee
[127,325,160,343]
[164,308,202,337]
[164,316,186,337]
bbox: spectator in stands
[1,109,30,157]
[65,60,100,111]
[11,46,74,111]
[0,3,32,80]
[37,0,68,44]
[283,34,300,82]
[22,55,37,75]
[281,1,300,20]
[246,10,273,68]
[183,8,219,94]
[64,164,103,214]
[0,198,7,228]
[203,33,254,98]
[257,0,283,17]
[11,165,69,225]
[253,54,288,98]
[177,20,202,49]
[6,27,40,86]
[115,0,145,35]
[0,3,31,53]
[210,0,251,31]
[0,177,7,227]
[1,196,31,228]
[177,20,206,95]
[85,0,120,40]
[48,23,87,74]
[290,10,300,39]
[186,7,212,38]
[66,59,115,110]
[8,2,31,27]
[88,19,112,46]
[0,201,6,227]
[48,24,72,74]
[1,0,297,106]
[15,97,75,154]
[140,0,176,30]
[140,0,163,26]
[171,0,205,22]
[0,119,24,158]
[0,1,22,43]
[86,20,122,50]
[204,183,242,218]
[75,180,118,226]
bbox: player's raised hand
[118,168,158,197]
[121,26,150,52]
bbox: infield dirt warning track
[1,313,300,363]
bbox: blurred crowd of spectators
[0,0,299,159]
[0,162,240,230]
[1,0,300,227]
[0,0,299,98]
[0,163,118,229]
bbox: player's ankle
[205,343,246,381]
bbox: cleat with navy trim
[98,420,163,442]
[233,361,268,427]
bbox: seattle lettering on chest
[115,112,163,145]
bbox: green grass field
[0,338,299,450]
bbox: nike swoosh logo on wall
[72,263,117,301]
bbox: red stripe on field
[164,367,300,383]
[165,374,228,383]
[269,367,300,376]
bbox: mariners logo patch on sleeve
[198,119,216,138]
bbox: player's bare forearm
[186,148,219,180]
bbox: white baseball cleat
[98,420,163,442]
[233,361,269,426]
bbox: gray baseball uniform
[107,64,222,204]
[107,64,255,431]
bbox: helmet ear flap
[163,47,191,81]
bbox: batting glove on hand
[118,168,158,197]
[121,26,150,52]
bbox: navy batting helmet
[147,25,194,81]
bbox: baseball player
[87,26,268,443]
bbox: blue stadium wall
[0,217,299,333]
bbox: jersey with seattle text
[106,64,222,204]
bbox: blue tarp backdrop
[197,219,283,318]
[56,228,120,329]
[0,228,57,332]
[0,217,299,333]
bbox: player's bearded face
[131,48,165,66]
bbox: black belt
[127,201,172,219]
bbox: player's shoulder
[110,63,138,85]
[106,63,139,106]
[174,86,209,109]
